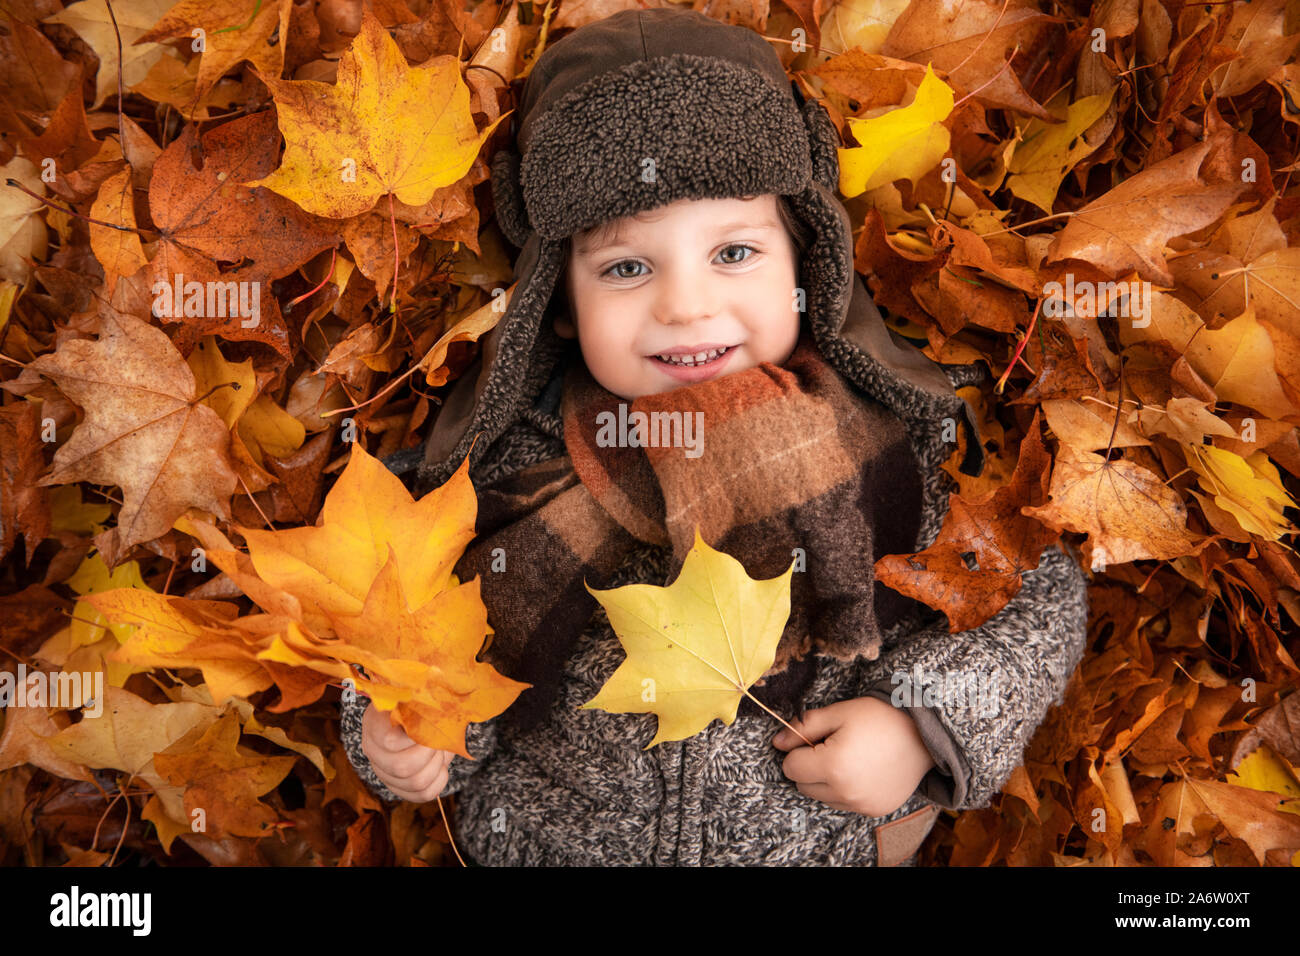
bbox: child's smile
[648,342,738,382]
[558,194,802,399]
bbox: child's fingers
[363,704,418,755]
[771,704,842,750]
[378,755,450,802]
[397,767,450,804]
[382,752,443,790]
[372,707,416,750]
[384,722,416,751]
[778,744,827,786]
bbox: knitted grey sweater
[338,360,1091,866]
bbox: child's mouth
[650,345,736,382]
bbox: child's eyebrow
[710,220,781,235]
[577,220,780,255]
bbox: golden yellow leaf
[328,546,529,758]
[244,9,505,218]
[838,64,954,198]
[237,394,306,465]
[49,485,112,535]
[1184,306,1299,421]
[238,443,477,631]
[1227,744,1300,816]
[418,288,511,387]
[1182,443,1299,540]
[819,0,913,55]
[46,684,223,796]
[1007,89,1115,213]
[66,551,151,651]
[85,588,275,703]
[186,336,257,430]
[582,529,793,748]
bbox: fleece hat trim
[519,52,812,241]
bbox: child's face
[558,194,800,400]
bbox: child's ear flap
[799,98,842,194]
[490,147,533,249]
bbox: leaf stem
[995,293,1043,392]
[741,689,816,747]
[388,191,401,315]
[4,178,155,235]
[436,795,467,867]
[950,42,1021,113]
[192,379,242,404]
[103,0,126,160]
[286,246,339,310]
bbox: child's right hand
[360,703,454,803]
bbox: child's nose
[653,269,719,326]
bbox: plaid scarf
[452,332,925,734]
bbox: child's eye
[600,245,757,279]
[717,244,757,265]
[603,260,645,279]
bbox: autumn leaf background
[2,0,1300,867]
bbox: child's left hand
[772,697,936,818]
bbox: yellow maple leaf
[244,8,506,218]
[328,546,530,758]
[91,443,519,759]
[1184,306,1299,422]
[49,486,112,535]
[84,589,277,704]
[186,336,256,430]
[66,551,151,651]
[582,528,794,749]
[839,64,954,198]
[1006,88,1115,213]
[1182,443,1299,540]
[236,394,305,466]
[237,442,477,632]
[186,335,305,480]
[45,683,224,813]
[178,443,515,753]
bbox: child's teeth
[658,347,726,366]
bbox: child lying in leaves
[339,7,1089,866]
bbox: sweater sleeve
[857,542,1089,810]
[337,689,502,804]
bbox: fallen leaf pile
[1,0,1299,867]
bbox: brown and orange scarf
[452,332,926,734]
